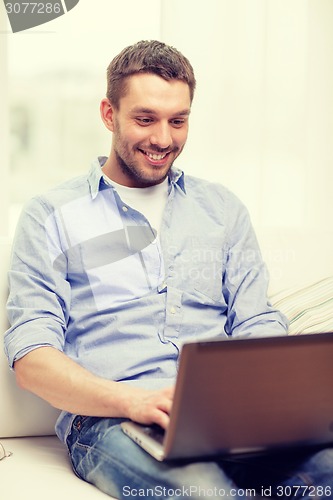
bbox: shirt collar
[169,165,186,194]
[88,157,108,199]
[88,156,186,200]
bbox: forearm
[14,346,173,428]
[14,347,132,416]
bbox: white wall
[0,8,10,336]
[0,7,8,238]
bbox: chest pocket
[192,244,223,302]
[171,239,224,303]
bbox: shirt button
[170,306,176,314]
[122,206,128,212]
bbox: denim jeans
[66,416,333,499]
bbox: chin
[135,175,167,188]
[143,169,171,185]
[119,155,173,187]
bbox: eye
[136,117,153,126]
[170,118,187,127]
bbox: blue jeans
[66,416,333,499]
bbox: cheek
[126,128,149,147]
[175,128,188,147]
[116,120,144,143]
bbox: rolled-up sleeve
[5,196,70,368]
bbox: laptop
[121,332,333,461]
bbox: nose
[149,122,172,149]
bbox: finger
[152,408,170,430]
[157,397,173,416]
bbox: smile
[140,149,170,161]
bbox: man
[5,40,332,498]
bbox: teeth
[145,151,167,161]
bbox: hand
[125,386,174,430]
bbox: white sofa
[1,228,333,499]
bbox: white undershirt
[103,175,169,234]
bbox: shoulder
[182,174,253,240]
[14,173,91,234]
[25,173,90,213]
[184,173,247,212]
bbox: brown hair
[106,40,196,108]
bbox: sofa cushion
[0,345,60,437]
[270,276,333,335]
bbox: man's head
[106,40,196,110]
[101,41,195,188]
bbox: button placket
[164,286,183,338]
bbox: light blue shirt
[5,157,288,442]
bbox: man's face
[105,73,191,187]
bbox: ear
[100,98,115,132]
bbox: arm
[14,346,173,429]
[222,192,288,338]
[7,197,172,429]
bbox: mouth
[139,148,171,165]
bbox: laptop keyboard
[142,424,165,444]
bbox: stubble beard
[115,149,175,187]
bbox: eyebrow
[131,107,191,116]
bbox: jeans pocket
[72,415,90,432]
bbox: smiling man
[5,40,333,499]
